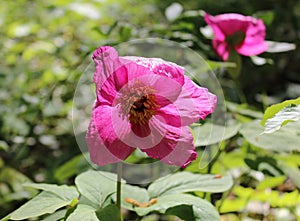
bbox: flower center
[117,82,159,125]
[226,31,246,46]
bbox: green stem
[235,80,247,104]
[207,147,222,174]
[117,162,123,221]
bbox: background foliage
[0,0,300,220]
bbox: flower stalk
[116,162,123,221]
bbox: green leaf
[244,157,284,177]
[278,162,300,189]
[96,204,120,221]
[226,102,263,119]
[0,215,10,221]
[219,198,247,213]
[0,167,37,205]
[240,120,300,152]
[148,172,233,198]
[262,104,300,133]
[119,184,149,211]
[266,41,296,53]
[181,10,205,18]
[206,60,236,71]
[165,2,183,21]
[135,194,220,220]
[166,205,194,221]
[193,122,240,146]
[258,162,282,176]
[23,183,79,201]
[261,98,300,125]
[41,209,67,221]
[276,191,299,207]
[54,154,84,182]
[250,56,274,66]
[75,170,121,208]
[257,176,286,190]
[66,204,98,221]
[8,191,74,220]
[255,10,275,26]
[0,140,9,151]
[119,25,132,42]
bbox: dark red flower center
[117,81,159,125]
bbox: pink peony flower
[204,12,268,61]
[86,46,217,168]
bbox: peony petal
[123,114,167,150]
[140,117,197,168]
[156,76,217,127]
[94,104,167,156]
[86,104,135,166]
[98,58,185,106]
[235,41,268,56]
[156,103,181,127]
[204,13,226,41]
[98,61,155,105]
[86,114,122,166]
[204,12,268,59]
[235,19,268,56]
[93,46,121,92]
[124,56,185,86]
[205,13,254,37]
[131,123,151,138]
[174,76,217,125]
[212,40,230,61]
[92,46,128,105]
[161,127,198,168]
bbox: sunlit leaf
[226,101,263,119]
[240,120,300,152]
[68,3,101,20]
[262,97,300,124]
[244,156,283,176]
[250,56,273,66]
[41,209,67,221]
[193,122,240,146]
[219,198,247,213]
[117,184,149,211]
[7,191,74,220]
[135,194,220,220]
[66,204,98,221]
[206,60,236,70]
[266,41,296,53]
[148,172,233,198]
[75,170,122,208]
[262,103,300,133]
[278,162,300,189]
[265,105,300,133]
[256,176,286,190]
[23,183,79,201]
[165,3,183,21]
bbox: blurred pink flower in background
[86,46,217,168]
[204,12,268,61]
